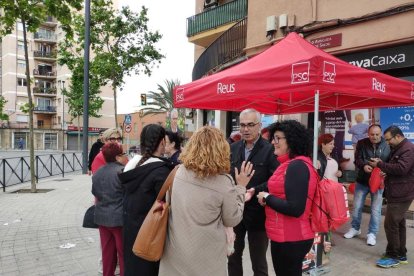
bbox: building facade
[0,8,117,151]
[187,0,414,136]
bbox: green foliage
[0,96,9,121]
[19,103,32,114]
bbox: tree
[59,0,164,128]
[0,96,9,122]
[62,60,104,150]
[141,79,185,129]
[0,0,82,192]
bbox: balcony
[42,16,58,28]
[34,32,57,43]
[192,18,247,81]
[186,0,247,47]
[33,69,57,79]
[33,106,57,113]
[33,87,57,97]
[33,50,57,60]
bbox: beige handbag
[132,166,178,261]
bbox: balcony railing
[34,32,57,41]
[187,0,247,37]
[33,87,57,95]
[192,18,247,81]
[33,69,57,77]
[34,106,57,113]
[33,50,57,59]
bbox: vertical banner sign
[380,107,414,141]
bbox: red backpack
[309,177,350,233]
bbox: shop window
[44,133,57,150]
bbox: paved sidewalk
[0,174,413,275]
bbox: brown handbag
[132,166,178,261]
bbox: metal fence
[0,152,83,192]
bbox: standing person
[164,130,183,165]
[91,128,123,174]
[348,113,369,150]
[17,137,24,150]
[88,130,105,175]
[368,126,414,268]
[344,124,390,246]
[228,108,279,276]
[92,143,128,276]
[118,124,174,276]
[317,134,342,181]
[257,120,319,276]
[167,109,183,137]
[159,126,254,276]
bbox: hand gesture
[257,192,268,206]
[368,157,381,168]
[363,164,373,173]
[235,161,255,187]
[245,188,255,202]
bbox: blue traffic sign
[124,114,132,124]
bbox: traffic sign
[124,114,132,124]
[124,124,132,133]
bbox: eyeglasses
[384,136,395,142]
[273,136,286,144]
[240,122,259,129]
[108,137,122,142]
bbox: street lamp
[58,80,65,151]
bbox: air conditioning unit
[204,0,218,9]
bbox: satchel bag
[82,205,99,229]
[132,166,178,261]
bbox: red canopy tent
[174,32,414,114]
[174,32,414,163]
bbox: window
[44,133,57,150]
[18,40,24,51]
[17,59,26,68]
[16,115,29,123]
[17,77,27,87]
[17,22,24,31]
[37,98,51,109]
[14,132,28,149]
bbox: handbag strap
[156,165,179,201]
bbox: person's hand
[88,170,92,176]
[363,164,373,173]
[324,241,332,253]
[368,158,381,168]
[245,188,255,202]
[235,161,255,187]
[335,170,342,178]
[257,192,268,206]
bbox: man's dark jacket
[230,137,279,231]
[355,137,390,185]
[377,138,414,203]
[88,139,104,170]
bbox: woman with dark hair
[317,133,342,181]
[165,130,183,165]
[92,143,128,276]
[118,124,174,276]
[257,120,319,276]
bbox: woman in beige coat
[159,126,254,276]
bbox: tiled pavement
[0,174,413,275]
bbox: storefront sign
[339,44,414,71]
[380,106,414,141]
[310,33,342,49]
[67,126,103,133]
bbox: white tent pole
[312,90,320,168]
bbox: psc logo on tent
[176,88,185,102]
[291,61,310,84]
[323,61,336,83]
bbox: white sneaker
[344,228,361,239]
[367,233,376,246]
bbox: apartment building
[187,0,414,136]
[0,8,116,151]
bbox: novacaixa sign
[339,44,414,71]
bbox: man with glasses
[228,109,279,276]
[368,126,414,268]
[344,124,390,246]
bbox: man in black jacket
[228,109,279,276]
[344,124,390,246]
[88,130,104,175]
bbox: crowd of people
[87,108,414,276]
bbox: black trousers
[228,223,269,276]
[384,200,413,258]
[270,239,314,276]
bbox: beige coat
[159,166,246,276]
